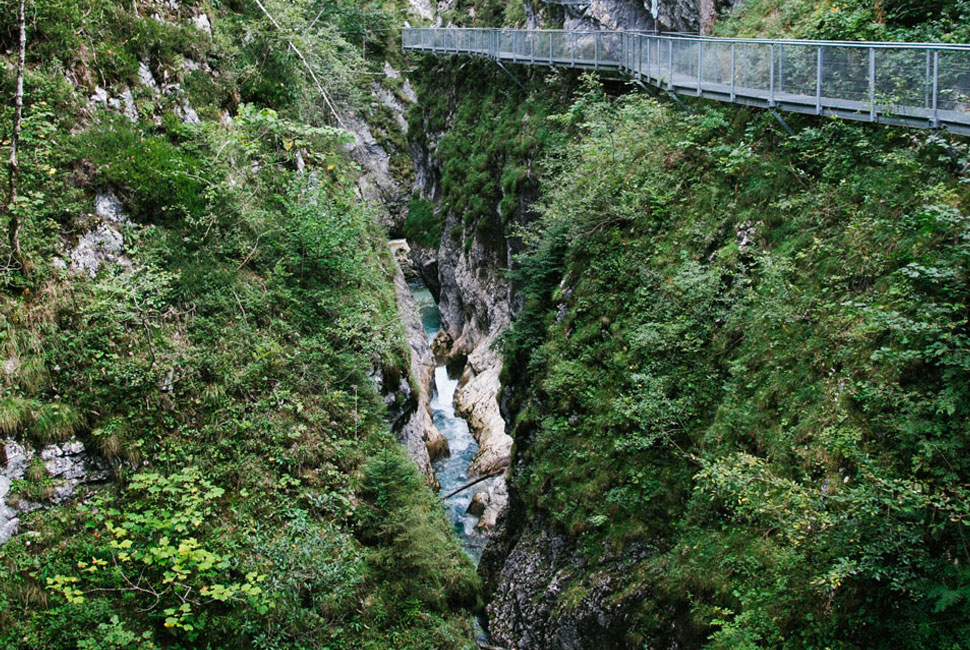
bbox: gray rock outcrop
[1,437,110,545]
[70,191,132,278]
[562,0,743,34]
[479,507,685,649]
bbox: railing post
[816,46,823,114]
[744,42,748,84]
[769,43,775,106]
[530,29,535,64]
[730,42,736,100]
[697,39,703,95]
[594,32,599,69]
[778,44,784,92]
[668,38,674,88]
[644,35,649,80]
[868,46,876,121]
[925,49,931,109]
[932,49,940,128]
[636,34,642,76]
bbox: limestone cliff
[561,0,742,34]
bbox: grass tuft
[27,403,83,446]
[0,396,32,437]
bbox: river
[409,279,489,564]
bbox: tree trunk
[7,0,27,274]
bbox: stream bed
[409,280,489,563]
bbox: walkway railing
[402,28,970,134]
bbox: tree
[7,0,27,274]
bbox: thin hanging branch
[441,467,507,500]
[250,0,347,130]
[7,0,27,274]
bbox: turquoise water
[409,280,488,563]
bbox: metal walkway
[402,28,970,135]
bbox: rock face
[344,114,399,227]
[70,190,133,278]
[1,438,110,545]
[388,240,449,488]
[564,0,657,32]
[563,0,743,34]
[479,509,670,650]
[341,62,418,234]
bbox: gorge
[2,0,970,648]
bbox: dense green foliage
[716,0,970,41]
[404,197,442,248]
[0,0,478,647]
[503,82,970,647]
[406,58,574,253]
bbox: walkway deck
[402,28,970,135]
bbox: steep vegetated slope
[0,1,478,648]
[403,0,970,648]
[493,85,970,650]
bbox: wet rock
[431,330,453,358]
[468,476,508,531]
[467,491,486,517]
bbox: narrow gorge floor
[410,280,489,563]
